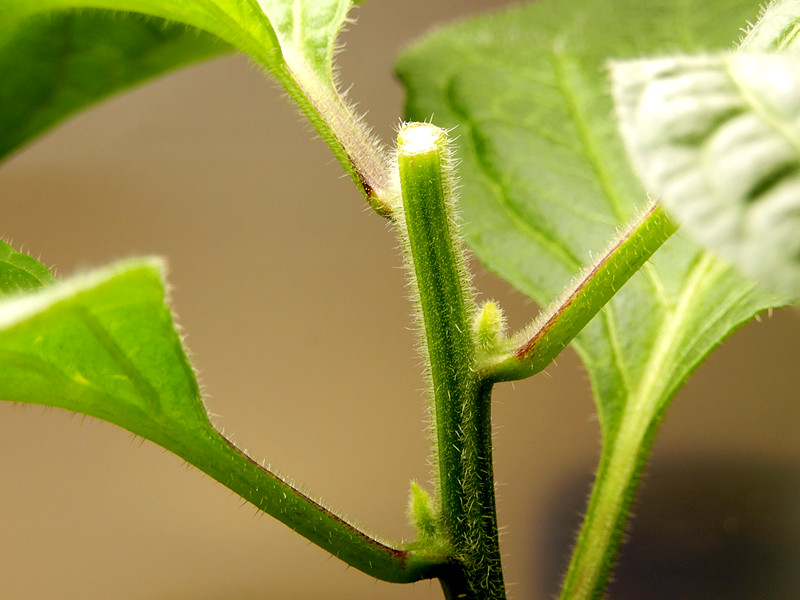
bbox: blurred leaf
[612,52,800,300]
[737,0,800,52]
[397,0,777,441]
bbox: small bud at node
[408,481,439,542]
[473,300,507,351]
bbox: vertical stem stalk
[557,420,655,600]
[396,123,506,600]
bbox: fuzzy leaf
[738,0,800,51]
[612,52,800,299]
[257,0,349,83]
[0,260,210,444]
[398,0,777,458]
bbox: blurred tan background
[2,1,800,599]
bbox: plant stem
[556,412,656,600]
[396,123,506,600]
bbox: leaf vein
[629,252,719,416]
[550,48,628,223]
[442,85,583,272]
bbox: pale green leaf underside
[739,0,800,51]
[397,0,778,441]
[257,0,349,82]
[612,53,800,299]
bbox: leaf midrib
[621,252,720,431]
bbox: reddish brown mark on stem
[513,204,654,360]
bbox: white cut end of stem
[398,122,445,156]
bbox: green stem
[161,423,445,583]
[396,123,506,600]
[486,203,678,381]
[271,61,392,217]
[557,411,657,600]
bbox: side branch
[484,202,677,382]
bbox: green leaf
[0,259,442,583]
[1,1,389,210]
[612,52,800,299]
[0,11,229,161]
[397,0,784,597]
[0,259,210,446]
[0,240,56,295]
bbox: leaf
[0,258,442,582]
[0,11,229,161]
[0,260,211,447]
[0,240,56,295]
[397,0,784,595]
[0,1,388,208]
[611,52,800,299]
